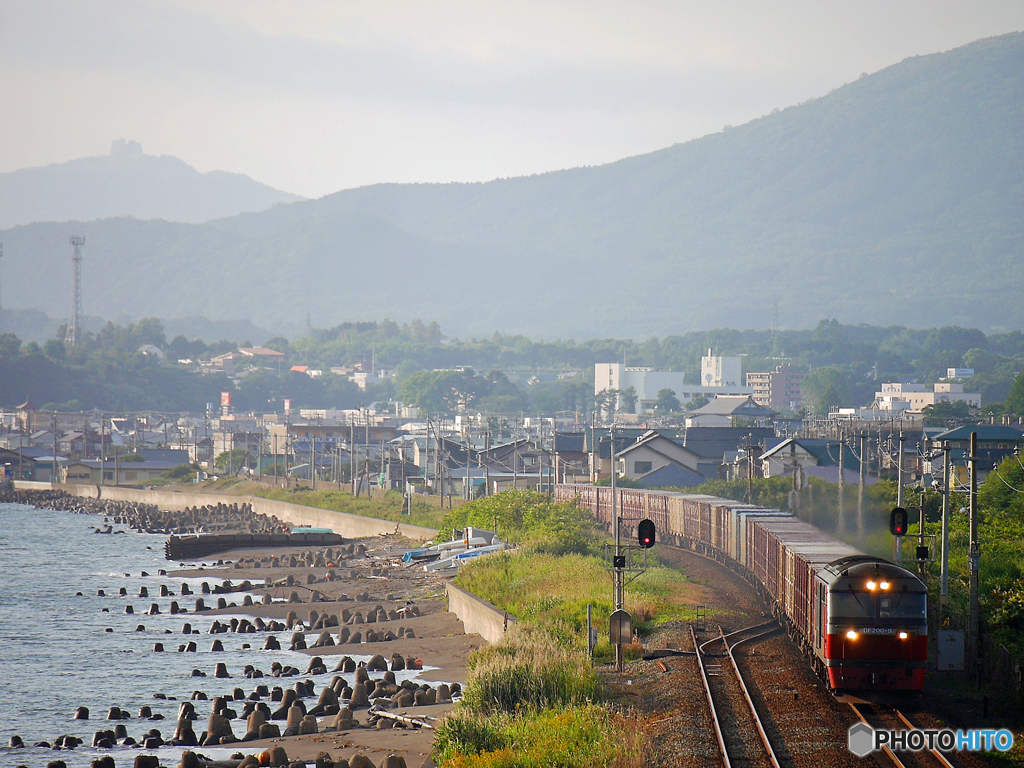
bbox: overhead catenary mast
[65,236,86,347]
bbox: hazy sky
[1,1,1022,199]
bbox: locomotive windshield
[831,589,926,620]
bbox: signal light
[889,507,909,536]
[637,519,656,549]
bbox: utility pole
[940,442,951,610]
[484,427,491,497]
[52,412,58,485]
[0,241,4,334]
[350,418,356,497]
[745,433,753,503]
[895,432,905,562]
[968,431,981,686]
[836,438,845,534]
[611,425,623,673]
[857,431,866,537]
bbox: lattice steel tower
[65,235,86,347]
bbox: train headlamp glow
[866,581,876,590]
[880,581,890,590]
[899,632,909,640]
[846,630,858,640]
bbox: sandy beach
[162,533,484,768]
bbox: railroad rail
[692,622,784,768]
[847,702,959,768]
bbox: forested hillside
[0,140,301,229]
[1,34,1021,339]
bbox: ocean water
[0,503,428,768]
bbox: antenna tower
[771,295,779,338]
[65,235,86,347]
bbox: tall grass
[434,705,648,768]
[461,622,601,716]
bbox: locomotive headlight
[866,580,876,590]
[880,581,890,590]
[899,632,909,640]
[846,630,858,640]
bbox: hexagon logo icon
[848,722,875,757]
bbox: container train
[555,483,927,692]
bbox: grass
[434,705,648,768]
[433,623,648,768]
[454,550,694,646]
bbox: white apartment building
[596,351,752,414]
[873,382,981,413]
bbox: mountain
[0,140,303,228]
[1,34,1021,340]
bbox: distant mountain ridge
[0,140,303,228]
[1,33,1021,339]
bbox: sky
[1,1,1022,200]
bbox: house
[63,460,186,485]
[553,432,589,483]
[616,430,704,483]
[687,396,779,427]
[680,426,777,478]
[760,438,867,484]
[928,424,1024,485]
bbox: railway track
[847,702,959,768]
[692,621,785,768]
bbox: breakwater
[166,532,346,561]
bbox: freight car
[556,483,927,692]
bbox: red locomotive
[556,484,928,692]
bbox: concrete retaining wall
[14,481,437,542]
[446,582,515,644]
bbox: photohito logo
[847,723,1014,756]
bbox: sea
[0,502,429,768]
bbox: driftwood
[367,705,434,729]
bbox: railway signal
[638,519,656,548]
[889,507,909,536]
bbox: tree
[801,367,848,414]
[618,386,638,414]
[921,400,972,427]
[1006,372,1024,417]
[655,388,681,413]
[594,388,616,419]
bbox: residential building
[595,352,752,414]
[686,396,778,427]
[746,364,805,411]
[616,431,704,486]
[872,382,981,414]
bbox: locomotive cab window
[831,586,926,620]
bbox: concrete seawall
[446,582,516,644]
[14,481,437,542]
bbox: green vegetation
[251,486,449,529]
[456,550,691,643]
[3,316,1024,419]
[436,491,600,555]
[433,624,647,768]
[434,704,645,768]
